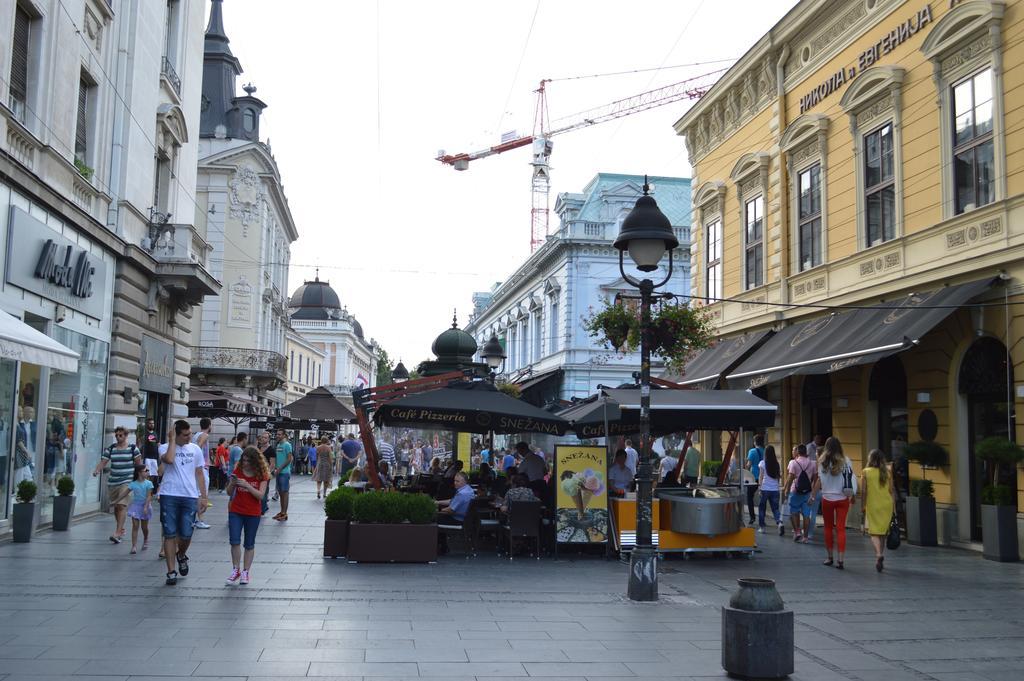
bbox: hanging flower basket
[584,300,713,373]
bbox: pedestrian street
[0,475,1022,681]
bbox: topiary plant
[702,461,721,478]
[378,492,405,524]
[403,493,437,524]
[56,476,75,497]
[909,479,934,498]
[981,484,1015,507]
[904,441,949,469]
[324,487,355,521]
[16,479,37,504]
[975,437,1024,506]
[352,490,387,523]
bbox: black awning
[726,278,995,389]
[187,390,246,416]
[665,329,774,388]
[517,368,564,393]
[602,388,777,430]
[282,387,356,422]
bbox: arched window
[243,108,256,133]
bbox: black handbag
[886,513,901,550]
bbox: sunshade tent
[561,388,777,438]
[664,330,774,388]
[726,278,994,390]
[0,311,79,372]
[373,380,570,435]
[187,390,248,416]
[282,387,356,422]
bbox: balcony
[146,220,219,304]
[160,57,182,99]
[192,347,288,383]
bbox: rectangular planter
[347,523,438,563]
[52,496,76,531]
[906,495,937,546]
[981,504,1019,562]
[12,503,34,542]
[323,519,349,558]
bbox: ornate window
[922,2,1005,218]
[782,114,830,273]
[693,181,726,303]
[840,66,905,250]
[705,218,722,303]
[8,3,35,124]
[730,153,770,291]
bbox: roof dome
[431,314,477,363]
[289,275,341,320]
[352,319,364,339]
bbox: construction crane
[436,69,726,251]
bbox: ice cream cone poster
[554,445,609,544]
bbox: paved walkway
[1,475,1023,680]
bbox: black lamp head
[613,179,678,272]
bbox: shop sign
[554,445,608,544]
[798,4,933,114]
[140,335,174,394]
[6,207,109,318]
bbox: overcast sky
[218,0,793,368]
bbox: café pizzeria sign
[798,4,933,114]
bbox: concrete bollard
[722,577,793,679]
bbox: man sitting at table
[608,449,634,496]
[518,441,547,482]
[497,473,538,514]
[436,472,474,554]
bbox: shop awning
[516,368,564,393]
[0,311,79,372]
[726,278,995,390]
[602,388,777,430]
[664,329,774,388]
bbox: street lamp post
[613,177,678,602]
[480,333,507,455]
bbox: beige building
[674,0,1024,556]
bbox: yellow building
[674,0,1024,555]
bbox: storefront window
[0,359,18,519]
[40,327,109,520]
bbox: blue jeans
[228,512,261,550]
[159,495,197,539]
[276,472,291,493]
[805,494,821,534]
[758,490,781,526]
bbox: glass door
[0,359,18,519]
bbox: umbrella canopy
[560,388,777,438]
[0,311,79,372]
[283,387,356,422]
[188,390,247,416]
[374,380,569,435]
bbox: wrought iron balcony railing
[161,57,181,97]
[192,347,287,381]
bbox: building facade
[284,326,327,405]
[288,276,378,400]
[465,173,691,407]
[675,0,1024,554]
[0,0,214,532]
[189,0,295,416]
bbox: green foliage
[16,480,37,504]
[74,157,94,180]
[981,484,1015,507]
[904,441,949,468]
[324,487,355,520]
[583,300,714,373]
[497,382,521,399]
[56,476,75,497]
[352,490,435,523]
[702,461,721,477]
[975,437,1024,488]
[585,300,635,350]
[909,479,934,498]
[376,346,394,386]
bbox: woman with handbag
[811,437,857,569]
[861,448,896,572]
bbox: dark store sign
[799,4,933,114]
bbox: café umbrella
[373,380,570,435]
[282,387,356,423]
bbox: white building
[284,326,327,405]
[288,276,378,399]
[189,0,296,413]
[466,173,691,406]
[0,0,216,532]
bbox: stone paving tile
[523,662,633,676]
[74,661,202,677]
[419,661,529,676]
[307,662,419,676]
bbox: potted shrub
[12,479,37,542]
[584,300,713,373]
[906,479,937,546]
[904,441,949,470]
[324,487,355,558]
[975,437,1024,562]
[702,461,721,487]
[347,491,438,563]
[52,475,75,531]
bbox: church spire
[204,0,235,58]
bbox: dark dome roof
[352,319,364,339]
[289,276,340,320]
[431,318,477,363]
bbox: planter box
[347,523,437,563]
[323,519,349,558]
[981,504,1019,562]
[906,495,937,547]
[52,496,76,531]
[12,503,34,542]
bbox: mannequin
[14,406,34,485]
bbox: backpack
[794,459,813,494]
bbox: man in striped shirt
[377,436,397,475]
[93,426,141,544]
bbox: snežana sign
[799,4,932,114]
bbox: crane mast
[436,69,723,251]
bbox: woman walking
[313,436,334,499]
[862,449,896,572]
[811,437,857,569]
[757,445,784,535]
[225,446,270,585]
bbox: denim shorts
[276,472,291,493]
[228,512,261,550]
[159,495,197,539]
[788,491,810,514]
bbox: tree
[375,346,394,386]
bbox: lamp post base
[627,546,659,601]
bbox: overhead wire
[493,0,542,139]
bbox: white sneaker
[194,520,211,529]
[226,567,241,584]
[757,526,765,533]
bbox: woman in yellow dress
[861,449,896,572]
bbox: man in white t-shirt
[191,418,212,529]
[158,420,207,586]
[624,439,639,476]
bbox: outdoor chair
[501,500,542,559]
